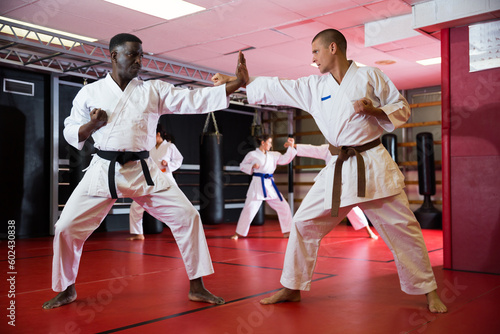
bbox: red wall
[442,25,500,274]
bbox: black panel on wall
[160,107,256,223]
[159,109,255,165]
[0,66,50,238]
[58,83,95,193]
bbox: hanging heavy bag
[200,113,224,224]
[381,133,398,163]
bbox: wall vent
[3,78,35,96]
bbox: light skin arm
[353,98,389,123]
[78,108,108,142]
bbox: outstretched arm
[224,51,249,96]
[212,73,236,86]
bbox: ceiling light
[0,16,97,47]
[311,61,366,68]
[416,57,441,66]
[375,60,396,65]
[104,0,205,20]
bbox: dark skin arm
[353,98,390,123]
[78,108,108,142]
[225,51,249,96]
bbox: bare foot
[42,284,77,309]
[426,290,448,313]
[365,226,378,239]
[260,288,301,304]
[188,278,225,305]
[283,232,290,238]
[127,234,145,240]
[230,233,240,240]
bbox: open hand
[235,51,249,87]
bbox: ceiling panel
[270,0,359,18]
[0,0,462,89]
[233,29,294,49]
[274,20,332,39]
[314,6,381,29]
[364,0,412,20]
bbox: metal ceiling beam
[0,18,223,84]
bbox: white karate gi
[53,74,229,292]
[235,146,296,236]
[295,144,369,230]
[247,62,438,295]
[129,140,184,235]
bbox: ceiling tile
[230,29,294,49]
[270,0,359,18]
[274,20,332,39]
[159,45,221,63]
[364,0,412,20]
[0,0,479,90]
[314,6,378,29]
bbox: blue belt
[253,173,283,201]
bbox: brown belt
[328,138,381,217]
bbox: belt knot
[328,138,381,217]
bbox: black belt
[96,150,154,199]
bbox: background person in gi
[128,125,183,240]
[231,135,296,240]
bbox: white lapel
[101,76,140,147]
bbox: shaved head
[312,29,347,55]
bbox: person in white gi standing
[231,135,296,240]
[294,143,378,239]
[213,29,446,313]
[128,126,183,240]
[43,33,249,309]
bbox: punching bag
[381,134,398,163]
[143,211,164,234]
[414,132,441,229]
[200,113,224,225]
[251,202,265,226]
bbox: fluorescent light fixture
[416,57,441,66]
[311,61,366,67]
[0,16,97,46]
[104,0,205,20]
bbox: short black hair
[109,33,142,52]
[312,29,347,55]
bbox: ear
[110,50,117,63]
[329,42,336,54]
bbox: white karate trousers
[281,185,438,295]
[235,196,292,237]
[129,201,145,235]
[51,173,214,292]
[346,206,369,230]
